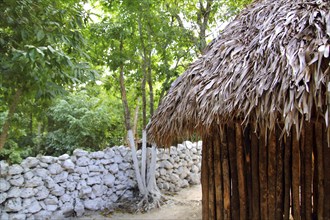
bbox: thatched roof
[147,0,330,147]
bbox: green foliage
[0,140,32,164]
[42,89,125,156]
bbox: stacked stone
[0,142,201,220]
[0,146,136,220]
[155,141,202,192]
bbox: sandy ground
[76,184,202,220]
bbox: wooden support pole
[323,124,330,219]
[236,123,247,220]
[283,134,292,220]
[292,129,301,220]
[268,128,277,220]
[243,125,253,220]
[315,122,324,220]
[208,137,216,220]
[227,123,239,220]
[251,130,260,220]
[214,127,224,220]
[304,123,313,220]
[301,128,306,220]
[221,126,231,220]
[275,127,284,220]
[259,127,268,220]
[202,136,210,220]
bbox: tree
[0,0,96,149]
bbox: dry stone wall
[0,141,202,220]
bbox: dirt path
[77,184,202,220]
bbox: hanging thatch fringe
[147,0,330,147]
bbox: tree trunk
[0,88,22,150]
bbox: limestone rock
[76,156,90,167]
[103,174,115,187]
[84,198,101,210]
[24,171,34,180]
[9,175,24,186]
[10,213,26,220]
[75,166,89,174]
[73,149,89,157]
[39,156,55,164]
[90,151,105,159]
[48,163,63,175]
[108,163,119,174]
[0,161,9,177]
[58,154,70,161]
[21,157,39,168]
[0,178,10,192]
[53,171,68,183]
[28,199,42,213]
[35,186,49,200]
[74,199,85,217]
[0,192,7,204]
[62,159,75,171]
[86,176,101,185]
[33,168,49,179]
[20,188,36,198]
[5,197,23,212]
[8,165,23,175]
[25,176,43,188]
[50,185,65,196]
[34,210,52,220]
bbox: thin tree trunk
[141,130,147,188]
[301,128,306,220]
[0,88,22,150]
[133,103,140,142]
[128,130,146,195]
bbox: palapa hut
[147,0,330,219]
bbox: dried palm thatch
[147,0,330,147]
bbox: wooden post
[214,127,224,220]
[283,134,292,220]
[227,123,239,220]
[315,122,324,219]
[275,127,284,220]
[268,128,277,220]
[259,128,268,220]
[202,136,210,220]
[292,129,301,220]
[251,130,260,220]
[221,126,231,219]
[323,124,330,219]
[300,128,306,220]
[208,137,216,220]
[304,123,313,220]
[236,123,247,220]
[243,125,253,219]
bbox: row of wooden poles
[201,121,330,220]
